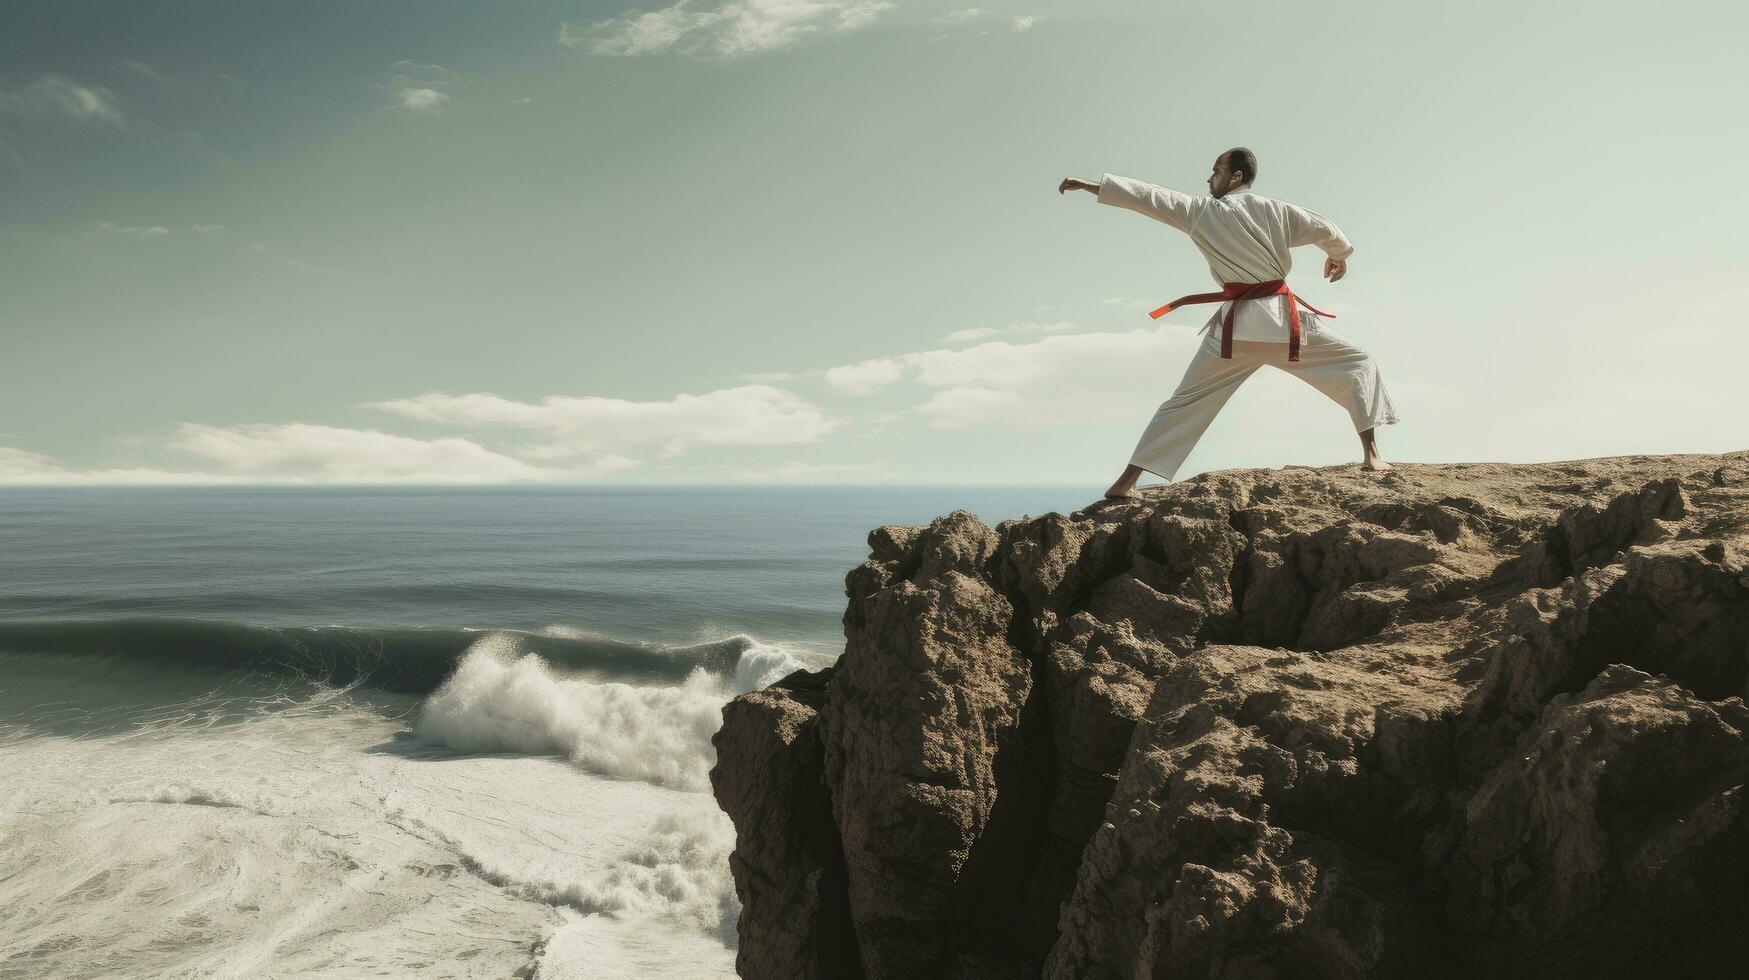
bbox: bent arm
[1284,203,1354,259]
[1091,172,1196,232]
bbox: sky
[1,0,1745,486]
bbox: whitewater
[0,485,1082,977]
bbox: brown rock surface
[710,452,1749,978]
[709,668,859,979]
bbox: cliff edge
[711,452,1749,979]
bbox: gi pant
[1129,323,1399,481]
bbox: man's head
[1207,147,1257,197]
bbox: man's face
[1208,156,1234,197]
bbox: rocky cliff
[710,452,1749,979]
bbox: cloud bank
[0,425,637,486]
[1,324,1197,484]
[350,325,1192,466]
[371,384,838,456]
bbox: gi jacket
[1096,172,1354,343]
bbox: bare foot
[1356,429,1391,474]
[1104,464,1144,499]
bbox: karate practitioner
[1059,148,1398,499]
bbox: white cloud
[190,224,225,234]
[0,75,122,125]
[941,326,1000,344]
[561,0,895,60]
[832,0,892,31]
[1012,15,1037,31]
[0,465,256,487]
[397,88,450,114]
[941,321,1074,345]
[561,3,693,55]
[2,428,639,486]
[93,222,171,238]
[169,423,598,483]
[0,446,67,480]
[825,357,906,395]
[383,61,457,114]
[822,326,1201,427]
[370,384,838,455]
[945,8,986,21]
[1008,320,1075,335]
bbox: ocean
[0,485,1089,978]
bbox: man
[1059,148,1397,500]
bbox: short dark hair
[1223,147,1258,185]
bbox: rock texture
[710,452,1749,979]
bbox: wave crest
[415,632,808,790]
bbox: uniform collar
[1224,183,1258,196]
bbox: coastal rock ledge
[710,452,1749,979]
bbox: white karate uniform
[1096,173,1398,480]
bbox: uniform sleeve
[1283,203,1354,259]
[1095,172,1196,233]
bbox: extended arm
[1059,172,1196,232]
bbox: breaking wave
[414,631,805,790]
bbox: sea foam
[459,806,739,941]
[416,632,808,791]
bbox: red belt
[1148,279,1334,362]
